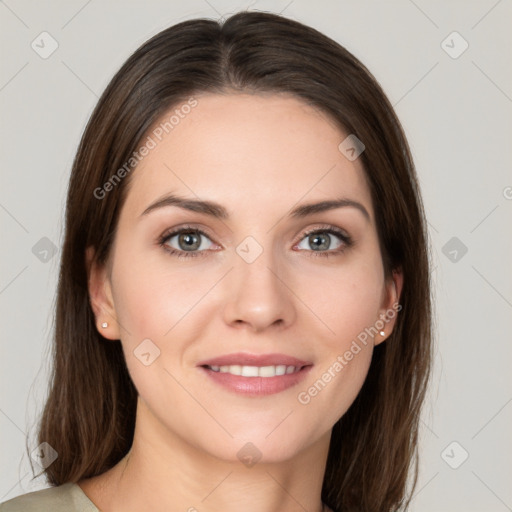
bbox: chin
[205,428,318,466]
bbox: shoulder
[0,482,99,512]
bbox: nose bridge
[222,236,296,330]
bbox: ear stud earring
[379,330,385,336]
[101,322,108,328]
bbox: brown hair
[33,11,432,511]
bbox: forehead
[122,93,373,221]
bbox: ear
[374,267,403,346]
[85,246,120,340]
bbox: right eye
[158,227,217,258]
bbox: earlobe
[85,246,120,340]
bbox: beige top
[0,482,99,512]
[0,483,336,511]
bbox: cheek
[296,258,384,347]
[297,344,373,434]
[291,258,383,422]
[109,252,222,389]
[110,259,199,404]
[111,249,208,341]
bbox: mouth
[197,353,313,396]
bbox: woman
[1,10,432,512]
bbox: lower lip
[199,366,313,396]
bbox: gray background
[1,1,511,510]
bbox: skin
[80,92,403,512]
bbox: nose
[222,250,297,333]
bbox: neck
[85,398,332,512]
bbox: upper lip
[197,352,312,368]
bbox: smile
[206,364,302,377]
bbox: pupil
[310,233,330,251]
[179,232,200,251]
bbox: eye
[295,227,352,257]
[158,226,216,258]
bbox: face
[87,92,402,464]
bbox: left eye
[296,230,346,252]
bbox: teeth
[275,365,287,376]
[207,364,300,377]
[241,365,259,377]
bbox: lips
[197,352,313,396]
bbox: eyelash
[157,224,353,259]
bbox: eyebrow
[140,194,370,221]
